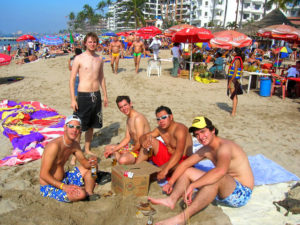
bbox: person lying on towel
[148,116,254,225]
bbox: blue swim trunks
[40,167,84,203]
[215,180,252,207]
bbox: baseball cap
[65,115,81,125]
[188,116,213,133]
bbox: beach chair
[13,49,21,60]
[147,59,161,77]
[271,73,287,99]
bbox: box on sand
[111,161,160,197]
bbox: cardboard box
[111,161,160,197]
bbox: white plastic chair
[147,59,161,77]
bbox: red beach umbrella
[210,30,252,49]
[0,53,12,66]
[172,27,214,43]
[164,24,196,37]
[16,34,36,42]
[172,27,214,80]
[116,32,128,37]
[257,24,300,42]
[137,26,162,39]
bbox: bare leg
[118,152,136,165]
[78,165,96,196]
[229,88,237,116]
[111,56,115,72]
[114,56,120,74]
[136,55,142,73]
[134,56,137,73]
[85,128,95,155]
[149,168,205,209]
[154,174,236,225]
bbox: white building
[107,0,296,30]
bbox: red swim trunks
[150,141,187,167]
[127,42,132,47]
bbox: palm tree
[226,21,237,29]
[68,12,75,30]
[223,0,228,28]
[211,0,216,28]
[119,0,148,29]
[239,0,244,28]
[234,0,240,30]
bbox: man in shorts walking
[104,96,150,164]
[109,36,124,74]
[129,36,145,74]
[70,32,108,164]
[139,106,193,180]
[148,116,254,225]
[39,115,99,202]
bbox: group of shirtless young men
[109,34,145,74]
[39,32,254,225]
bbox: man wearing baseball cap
[39,115,100,202]
[148,116,254,224]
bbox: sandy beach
[0,50,300,225]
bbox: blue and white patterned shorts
[215,180,252,207]
[40,167,84,203]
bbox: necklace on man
[63,136,71,148]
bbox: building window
[205,1,208,6]
[205,12,208,17]
[243,14,250,19]
[204,23,207,27]
[244,3,250,8]
[253,14,260,20]
[254,4,261,10]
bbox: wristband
[59,183,64,190]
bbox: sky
[0,0,108,35]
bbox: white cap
[65,115,81,125]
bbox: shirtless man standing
[139,106,193,180]
[40,115,99,202]
[125,33,134,55]
[129,36,145,74]
[70,32,108,164]
[148,116,254,225]
[104,96,150,164]
[109,36,124,74]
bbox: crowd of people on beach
[4,30,296,224]
[38,32,258,225]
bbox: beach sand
[0,50,299,225]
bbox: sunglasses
[66,124,81,130]
[156,114,170,121]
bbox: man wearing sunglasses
[139,106,193,180]
[148,116,253,225]
[104,96,150,164]
[39,115,100,202]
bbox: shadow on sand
[0,76,24,85]
[91,122,120,148]
[216,102,232,113]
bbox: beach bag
[273,182,300,215]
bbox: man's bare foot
[148,197,175,209]
[155,213,185,225]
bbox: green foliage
[118,0,148,29]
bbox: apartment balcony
[211,4,224,10]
